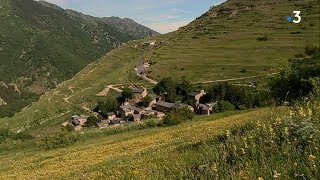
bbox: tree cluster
[268,45,320,103]
[153,78,193,103]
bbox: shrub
[145,119,159,127]
[122,87,134,100]
[87,116,98,127]
[257,35,269,41]
[138,95,153,107]
[163,107,195,126]
[12,132,34,140]
[0,128,11,142]
[268,50,320,103]
[216,100,235,112]
[240,69,247,73]
[94,98,118,117]
[40,131,80,150]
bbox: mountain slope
[0,109,274,179]
[0,0,134,117]
[65,10,160,39]
[100,16,160,39]
[0,0,319,131]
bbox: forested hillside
[0,0,151,117]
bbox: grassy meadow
[0,103,318,179]
[0,109,275,179]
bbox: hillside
[100,16,160,39]
[0,109,275,179]
[0,0,319,132]
[0,0,156,118]
[37,1,160,39]
[65,10,160,39]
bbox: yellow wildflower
[309,154,316,162]
[273,171,281,179]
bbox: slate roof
[188,91,201,97]
[172,102,189,109]
[120,104,142,113]
[107,112,115,116]
[133,87,144,94]
[155,101,174,108]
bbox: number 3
[293,11,301,24]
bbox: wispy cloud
[43,0,224,33]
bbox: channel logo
[287,11,301,24]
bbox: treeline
[153,78,195,104]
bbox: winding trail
[193,73,278,84]
[48,91,60,103]
[97,84,123,96]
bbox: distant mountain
[0,0,135,117]
[65,10,160,39]
[100,16,160,39]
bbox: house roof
[107,112,115,116]
[155,101,174,108]
[120,104,142,113]
[172,102,189,109]
[133,114,141,120]
[133,87,145,94]
[188,91,201,97]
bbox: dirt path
[48,91,60,103]
[193,73,278,84]
[97,84,123,96]
[63,87,93,104]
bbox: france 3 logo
[287,11,301,24]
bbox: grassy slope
[147,0,320,82]
[0,108,277,179]
[0,0,133,117]
[0,0,319,132]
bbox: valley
[0,0,319,179]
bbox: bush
[268,50,320,103]
[94,98,118,117]
[305,44,319,56]
[138,95,153,107]
[122,87,134,100]
[87,116,98,127]
[257,35,269,41]
[0,128,11,142]
[40,132,80,150]
[240,69,247,73]
[12,132,34,140]
[216,100,235,112]
[163,107,195,126]
[145,119,159,127]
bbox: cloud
[147,20,191,33]
[41,0,223,33]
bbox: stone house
[132,86,148,102]
[196,102,217,115]
[106,112,117,120]
[119,102,143,120]
[188,90,206,103]
[154,101,174,113]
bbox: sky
[43,0,225,33]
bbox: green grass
[145,0,319,82]
[1,0,319,134]
[0,0,135,117]
[0,108,279,179]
